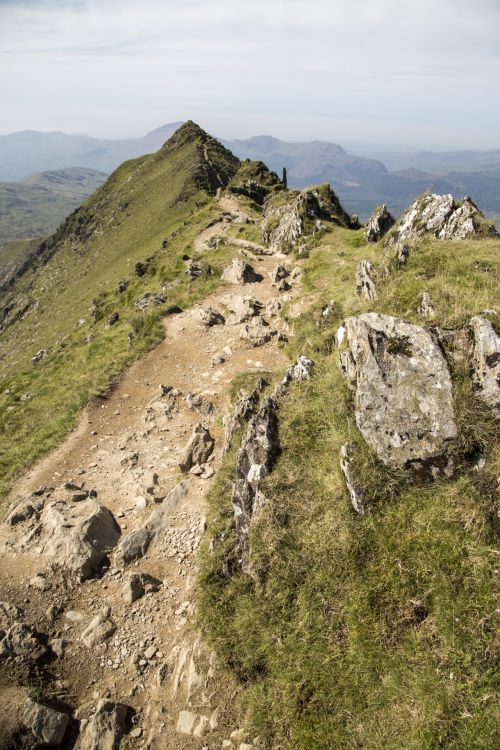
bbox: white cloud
[0,0,499,148]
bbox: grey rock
[0,601,24,631]
[366,204,395,243]
[470,316,500,419]
[418,292,436,319]
[31,349,47,365]
[186,392,214,416]
[178,424,215,472]
[387,193,498,246]
[222,259,262,285]
[340,443,366,515]
[21,699,69,745]
[37,499,120,581]
[122,573,161,604]
[0,622,47,662]
[76,699,127,750]
[222,378,268,453]
[5,494,45,526]
[232,397,280,559]
[81,614,116,648]
[338,313,457,473]
[136,293,166,310]
[199,307,225,326]
[274,355,314,399]
[270,265,289,284]
[223,294,263,324]
[117,483,188,563]
[240,316,275,347]
[355,260,377,301]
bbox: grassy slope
[199,227,500,749]
[0,122,239,501]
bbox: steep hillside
[0,121,239,497]
[0,167,107,244]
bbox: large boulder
[470,316,500,419]
[38,499,120,581]
[222,378,268,453]
[366,204,395,243]
[386,193,498,246]
[338,313,457,474]
[240,316,275,347]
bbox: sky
[0,0,499,150]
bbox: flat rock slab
[21,700,69,746]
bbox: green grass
[198,227,500,749]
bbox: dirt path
[0,195,302,749]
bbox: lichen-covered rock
[338,313,457,474]
[386,193,498,246]
[366,204,395,243]
[76,699,127,750]
[178,424,215,472]
[470,316,500,419]
[232,397,280,558]
[222,259,262,285]
[355,260,377,301]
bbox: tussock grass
[199,228,500,749]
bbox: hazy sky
[1,0,499,149]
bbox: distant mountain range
[0,123,498,244]
[0,167,106,245]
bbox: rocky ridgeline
[386,193,498,248]
[262,184,358,254]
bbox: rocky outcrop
[21,700,69,746]
[386,193,498,246]
[0,622,47,662]
[338,313,457,474]
[228,160,283,205]
[232,397,280,563]
[262,184,356,253]
[178,424,215,472]
[418,292,436,319]
[355,260,377,301]
[366,204,395,243]
[470,316,500,419]
[222,259,262,285]
[199,307,225,326]
[76,699,128,750]
[222,378,268,453]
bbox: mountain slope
[0,122,183,180]
[0,167,107,245]
[0,121,240,496]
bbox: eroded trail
[0,195,301,750]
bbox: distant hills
[0,123,182,180]
[0,167,107,245]
[0,123,498,244]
